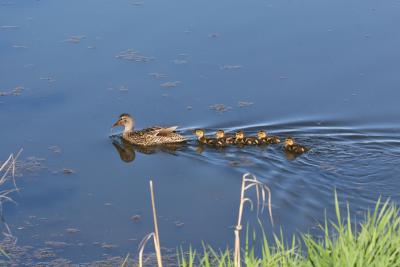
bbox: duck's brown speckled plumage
[112,114,186,146]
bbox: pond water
[1,0,400,265]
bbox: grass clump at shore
[178,194,400,267]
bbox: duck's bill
[112,121,119,128]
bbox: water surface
[1,0,400,264]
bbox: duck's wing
[154,126,178,136]
[135,127,162,135]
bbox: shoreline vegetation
[124,174,400,267]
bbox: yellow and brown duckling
[244,135,258,145]
[215,130,235,145]
[195,129,210,144]
[234,131,247,145]
[284,137,309,154]
[112,113,186,146]
[257,130,281,145]
[194,129,219,146]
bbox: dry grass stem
[234,173,273,267]
[0,149,23,251]
[138,180,163,267]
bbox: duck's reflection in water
[112,138,186,163]
[284,151,300,161]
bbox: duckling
[244,134,258,145]
[215,130,235,145]
[194,129,217,145]
[257,130,281,145]
[284,137,309,154]
[234,131,247,145]
[195,129,209,144]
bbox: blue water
[1,0,400,264]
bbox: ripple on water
[174,119,400,222]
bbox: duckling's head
[215,130,225,139]
[285,137,295,146]
[112,113,135,132]
[257,130,267,139]
[235,131,245,140]
[194,129,205,138]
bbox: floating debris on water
[100,243,117,250]
[11,156,46,176]
[12,44,28,49]
[62,168,75,175]
[0,86,24,96]
[209,103,232,113]
[174,221,184,227]
[160,81,181,88]
[44,241,69,249]
[220,65,242,70]
[40,77,56,83]
[238,101,254,108]
[149,72,168,79]
[172,59,188,65]
[209,32,220,38]
[115,49,154,62]
[131,214,141,222]
[62,35,86,44]
[48,146,61,154]
[186,105,193,110]
[0,25,19,30]
[0,236,176,266]
[119,85,128,92]
[34,248,56,259]
[65,228,80,234]
[131,1,143,6]
[173,53,189,64]
[107,85,129,92]
[87,46,96,49]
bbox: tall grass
[178,192,400,267]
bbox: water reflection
[111,137,186,163]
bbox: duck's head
[285,137,295,146]
[235,131,245,140]
[194,129,205,138]
[257,130,267,139]
[112,113,135,132]
[215,130,225,139]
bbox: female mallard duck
[284,137,309,154]
[112,113,186,146]
[257,130,281,144]
[215,130,235,145]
